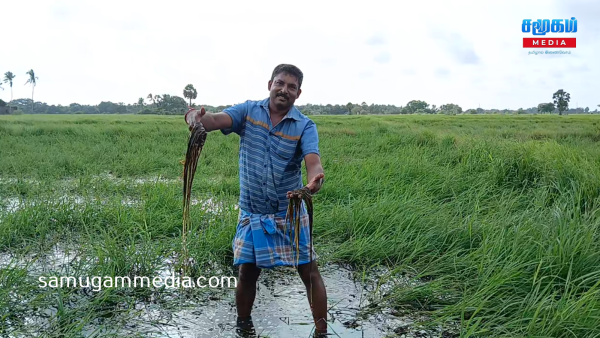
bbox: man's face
[268,72,302,111]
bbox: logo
[522,18,577,35]
[522,18,576,49]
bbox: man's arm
[186,101,249,134]
[304,153,325,194]
[286,153,324,199]
[287,120,324,198]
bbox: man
[184,64,328,336]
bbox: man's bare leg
[236,263,261,331]
[298,260,328,335]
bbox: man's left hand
[287,173,324,198]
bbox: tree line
[1,77,597,116]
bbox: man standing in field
[185,64,328,336]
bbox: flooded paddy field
[0,175,449,337]
[2,114,600,337]
[1,243,442,337]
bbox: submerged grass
[1,113,600,337]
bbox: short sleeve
[221,100,249,135]
[299,120,320,159]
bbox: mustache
[276,93,289,99]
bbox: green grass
[1,113,600,337]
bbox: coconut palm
[183,84,197,106]
[25,69,39,113]
[3,72,16,104]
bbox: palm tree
[3,72,16,104]
[25,69,39,113]
[183,84,197,106]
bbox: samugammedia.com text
[39,273,238,291]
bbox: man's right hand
[184,107,234,133]
[185,107,206,130]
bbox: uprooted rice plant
[180,119,207,277]
[1,113,600,337]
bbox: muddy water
[0,244,428,338]
[0,195,236,215]
[118,264,411,338]
[0,173,236,215]
[0,173,179,186]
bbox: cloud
[557,1,600,34]
[450,45,480,64]
[430,29,480,65]
[359,71,374,78]
[374,52,391,63]
[552,71,565,79]
[435,68,451,78]
[568,63,590,72]
[366,33,386,45]
[52,7,70,19]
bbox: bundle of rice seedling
[285,186,315,308]
[285,186,314,266]
[180,116,207,276]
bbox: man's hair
[271,64,303,88]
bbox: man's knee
[297,261,321,283]
[238,263,261,284]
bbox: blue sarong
[232,203,317,269]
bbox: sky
[1,0,598,110]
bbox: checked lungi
[232,203,318,269]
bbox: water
[0,173,179,186]
[0,174,236,216]
[116,263,412,338]
[0,245,440,338]
[0,195,235,215]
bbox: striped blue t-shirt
[221,98,320,215]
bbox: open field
[1,114,600,337]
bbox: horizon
[3,96,598,112]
